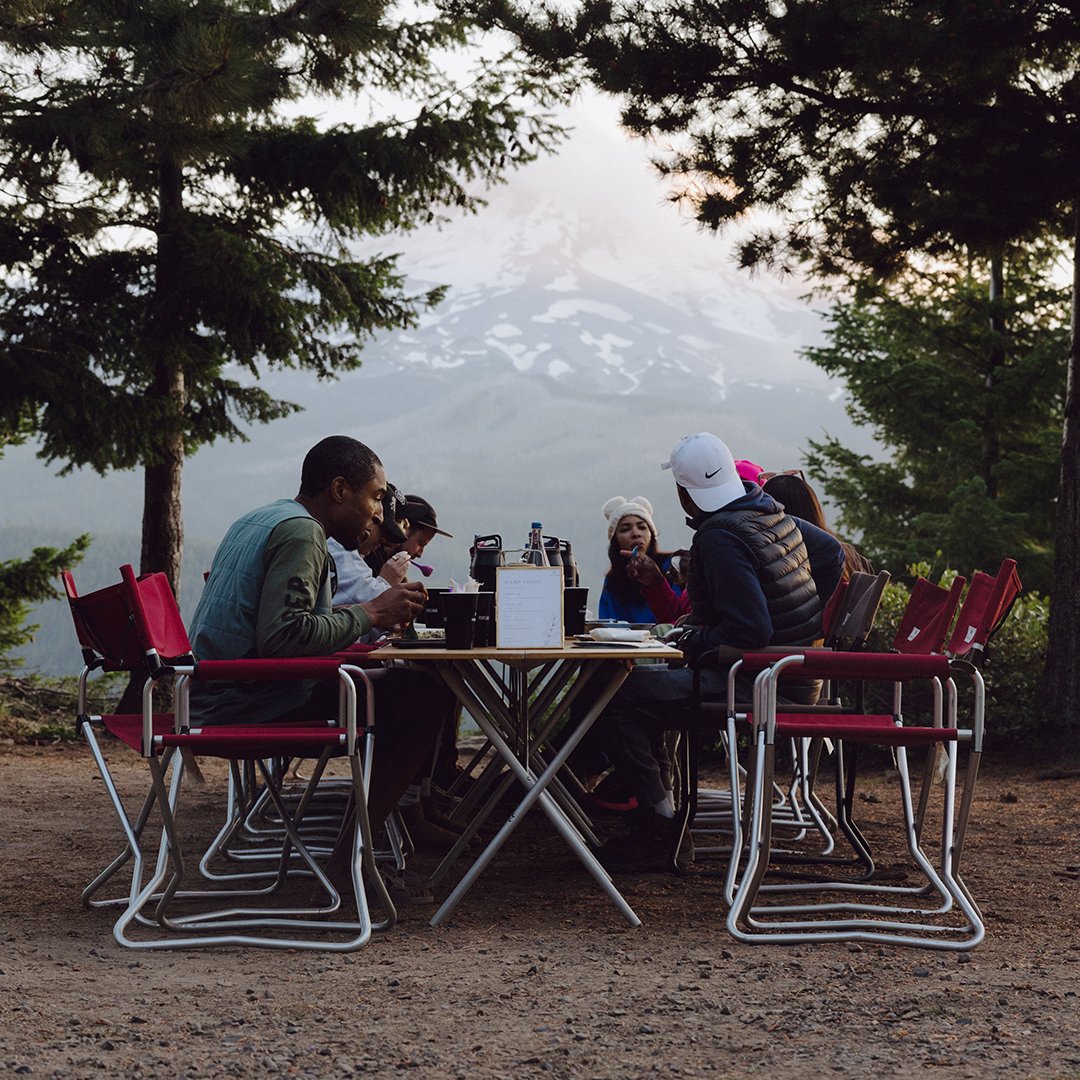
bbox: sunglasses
[759,469,806,483]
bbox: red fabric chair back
[890,574,965,655]
[820,578,849,640]
[63,570,147,672]
[119,564,194,663]
[946,558,1022,661]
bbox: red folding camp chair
[67,564,394,951]
[945,558,1022,664]
[725,562,1020,949]
[728,649,982,948]
[719,572,965,902]
[64,568,184,912]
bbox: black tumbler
[474,591,496,647]
[440,592,479,650]
[563,586,589,637]
[422,587,448,629]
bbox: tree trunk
[116,156,187,717]
[1043,205,1080,729]
[140,153,186,596]
[984,249,1005,500]
[139,363,185,591]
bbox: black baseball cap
[379,484,408,544]
[401,495,453,538]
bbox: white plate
[590,627,651,643]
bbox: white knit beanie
[602,496,658,542]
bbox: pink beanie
[735,459,765,485]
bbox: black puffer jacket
[681,486,845,663]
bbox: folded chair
[64,568,184,911]
[725,562,1020,949]
[69,564,394,950]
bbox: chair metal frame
[674,570,894,874]
[67,564,396,951]
[723,558,1021,949]
[726,648,985,949]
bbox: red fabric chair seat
[99,714,176,752]
[156,724,349,759]
[774,713,959,746]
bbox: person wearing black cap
[365,493,453,580]
[358,492,464,849]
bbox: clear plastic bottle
[523,521,550,566]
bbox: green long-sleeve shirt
[188,501,373,724]
[256,516,372,656]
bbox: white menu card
[495,566,564,648]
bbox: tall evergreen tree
[0,0,568,598]
[804,248,1067,593]
[474,0,1080,724]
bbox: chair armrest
[193,657,344,681]
[762,650,950,681]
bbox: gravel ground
[1,742,1079,1079]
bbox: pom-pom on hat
[661,433,746,513]
[602,496,657,542]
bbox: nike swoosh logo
[704,468,722,478]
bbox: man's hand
[621,547,664,587]
[361,581,426,628]
[378,550,411,586]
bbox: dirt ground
[1,740,1079,1080]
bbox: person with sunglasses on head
[761,471,874,581]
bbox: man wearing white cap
[597,432,845,872]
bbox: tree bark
[139,362,185,593]
[1043,205,1080,729]
[116,156,186,717]
[139,153,186,597]
[984,249,1005,500]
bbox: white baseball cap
[661,433,746,513]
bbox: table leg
[431,659,640,928]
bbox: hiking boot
[597,809,683,873]
[398,801,460,854]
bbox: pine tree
[0,418,88,668]
[804,248,1067,592]
[0,0,568,598]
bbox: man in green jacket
[189,434,446,842]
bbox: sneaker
[597,809,682,873]
[587,770,639,813]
